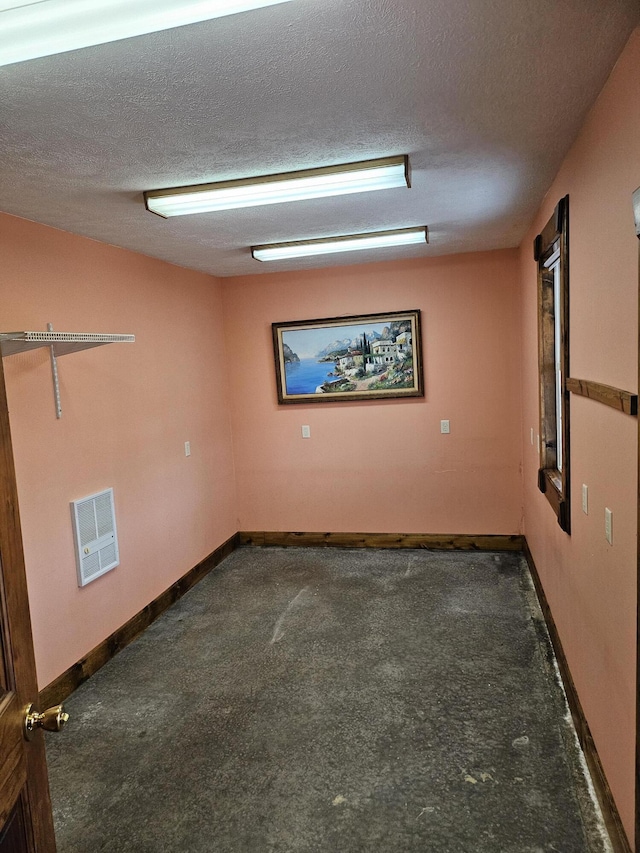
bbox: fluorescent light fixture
[0,0,293,67]
[251,226,428,262]
[144,156,410,217]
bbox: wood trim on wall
[535,195,571,533]
[523,542,632,853]
[239,531,525,550]
[38,532,240,709]
[566,377,638,416]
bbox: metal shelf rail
[0,324,134,418]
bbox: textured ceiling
[0,0,638,277]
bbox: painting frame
[272,309,423,404]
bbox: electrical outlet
[184,441,191,457]
[530,428,534,446]
[605,507,613,545]
[440,419,450,434]
[301,425,311,439]
[581,484,588,514]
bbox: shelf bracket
[48,323,62,419]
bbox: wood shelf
[566,377,637,416]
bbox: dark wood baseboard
[39,530,524,707]
[39,528,630,852]
[39,530,523,707]
[239,531,525,550]
[39,532,240,709]
[523,542,632,853]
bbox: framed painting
[272,309,423,404]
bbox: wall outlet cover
[605,507,613,545]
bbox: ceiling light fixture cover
[252,226,429,262]
[0,0,293,67]
[144,156,410,217]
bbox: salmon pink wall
[0,212,238,690]
[3,29,638,845]
[520,28,640,844]
[222,250,523,535]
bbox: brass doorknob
[24,703,69,740]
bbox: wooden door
[0,354,57,852]
[634,184,640,852]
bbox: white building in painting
[337,350,363,371]
[396,331,412,353]
[371,340,398,364]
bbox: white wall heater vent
[71,488,120,587]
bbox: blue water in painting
[285,358,336,394]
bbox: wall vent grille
[71,488,119,587]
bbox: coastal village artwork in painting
[272,310,423,404]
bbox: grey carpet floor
[46,547,610,852]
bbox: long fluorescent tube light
[251,226,428,262]
[0,0,293,67]
[144,156,410,217]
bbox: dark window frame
[534,195,570,532]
